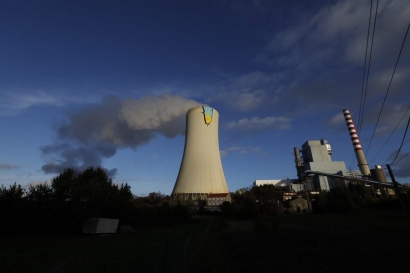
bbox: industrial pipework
[342,109,371,177]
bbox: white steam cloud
[41,93,202,176]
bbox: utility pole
[386,164,410,226]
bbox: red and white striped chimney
[342,109,370,176]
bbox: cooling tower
[342,109,371,176]
[171,106,229,200]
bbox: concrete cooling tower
[171,106,229,200]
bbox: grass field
[2,207,410,273]
[1,222,209,273]
[192,207,410,273]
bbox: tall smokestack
[171,106,229,200]
[294,147,304,178]
[342,109,371,177]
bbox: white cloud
[210,74,285,113]
[220,145,264,158]
[220,150,228,158]
[0,91,98,116]
[362,102,410,134]
[226,116,292,131]
[257,0,410,68]
[234,92,265,112]
[25,181,50,188]
[375,68,410,90]
[328,113,346,126]
[207,89,270,112]
[233,71,274,87]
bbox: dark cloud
[0,164,19,170]
[41,142,118,176]
[184,2,409,123]
[41,93,202,176]
[247,0,410,117]
[391,152,410,178]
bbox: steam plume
[41,93,202,176]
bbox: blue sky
[1,0,409,196]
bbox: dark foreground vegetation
[191,184,410,273]
[193,207,410,273]
[0,167,191,235]
[2,168,410,272]
[2,207,409,273]
[1,222,209,273]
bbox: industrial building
[253,132,392,194]
[253,180,293,187]
[294,139,350,191]
[290,109,392,193]
[172,106,397,206]
[171,106,230,201]
[253,179,305,192]
[207,193,231,207]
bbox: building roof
[208,193,229,198]
[278,191,298,196]
[253,179,294,187]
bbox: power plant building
[249,108,388,193]
[295,139,349,191]
[171,106,230,201]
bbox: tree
[0,183,27,233]
[0,182,25,201]
[250,184,277,203]
[27,183,54,202]
[49,166,133,232]
[51,166,132,203]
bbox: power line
[351,0,374,170]
[358,0,379,136]
[357,0,374,136]
[365,21,410,156]
[369,104,410,163]
[391,117,410,165]
[383,137,410,164]
[394,150,410,165]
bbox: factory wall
[305,161,347,174]
[302,140,332,162]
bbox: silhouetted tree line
[221,183,410,218]
[129,193,192,228]
[0,167,190,235]
[314,183,371,212]
[221,185,284,219]
[312,182,410,212]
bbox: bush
[252,214,281,231]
